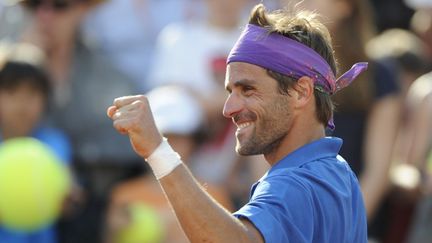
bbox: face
[0,82,45,137]
[223,63,295,156]
[23,0,89,44]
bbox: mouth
[235,121,253,134]
[233,112,257,135]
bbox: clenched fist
[107,95,163,159]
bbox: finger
[113,95,147,109]
[107,106,117,118]
[111,101,145,120]
[111,108,138,121]
[113,116,144,136]
[112,118,133,135]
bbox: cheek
[0,94,19,118]
[244,98,265,120]
[25,96,45,120]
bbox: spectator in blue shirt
[0,43,72,243]
[107,3,368,243]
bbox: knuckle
[137,95,149,103]
[113,96,123,105]
[134,100,149,111]
[134,100,145,109]
[113,120,128,130]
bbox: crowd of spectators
[0,0,431,242]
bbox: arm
[406,94,432,169]
[160,164,262,242]
[360,94,401,220]
[107,95,263,243]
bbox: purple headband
[227,24,368,95]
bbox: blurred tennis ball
[115,203,164,243]
[428,150,432,174]
[0,137,71,232]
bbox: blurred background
[0,0,431,242]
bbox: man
[108,4,368,243]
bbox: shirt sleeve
[373,60,400,99]
[233,176,314,243]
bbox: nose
[223,93,242,118]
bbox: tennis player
[108,4,368,243]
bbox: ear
[293,76,314,108]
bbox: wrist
[142,136,163,159]
[145,137,182,179]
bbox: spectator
[404,71,432,243]
[3,1,144,242]
[0,42,71,243]
[366,27,431,243]
[82,0,204,91]
[410,8,432,65]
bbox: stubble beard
[235,116,289,156]
[235,95,292,157]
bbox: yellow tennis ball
[115,203,165,243]
[427,150,432,174]
[0,137,71,232]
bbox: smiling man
[108,3,368,243]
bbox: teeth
[238,122,252,129]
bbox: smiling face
[223,62,296,156]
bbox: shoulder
[33,126,69,143]
[253,173,312,202]
[253,158,363,215]
[371,60,400,98]
[236,165,366,242]
[33,126,72,164]
[234,175,315,242]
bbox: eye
[225,87,232,94]
[241,85,255,96]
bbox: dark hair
[0,61,51,98]
[248,4,337,127]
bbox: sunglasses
[22,0,77,10]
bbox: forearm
[407,95,432,168]
[159,164,259,243]
[361,95,401,219]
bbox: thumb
[107,106,117,118]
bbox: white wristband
[146,137,182,179]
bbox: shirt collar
[268,136,343,174]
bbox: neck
[264,117,325,166]
[47,38,74,83]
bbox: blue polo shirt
[234,137,367,243]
